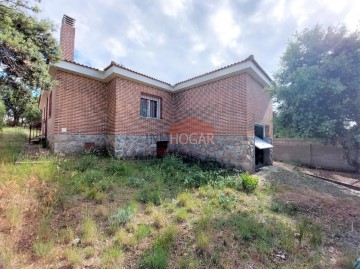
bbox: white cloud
[37,0,360,84]
[192,43,206,52]
[210,53,225,67]
[158,0,191,17]
[105,38,127,58]
[210,6,241,47]
[126,21,148,46]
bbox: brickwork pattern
[115,78,173,135]
[54,71,107,135]
[173,74,247,136]
[60,22,75,61]
[246,74,273,136]
[43,70,272,171]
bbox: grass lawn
[0,127,357,268]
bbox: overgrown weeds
[0,129,345,268]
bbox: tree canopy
[271,25,360,171]
[0,0,61,90]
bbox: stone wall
[49,134,257,171]
[170,135,255,171]
[107,134,170,159]
[50,134,106,154]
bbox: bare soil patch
[257,163,360,260]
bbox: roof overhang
[49,61,173,91]
[49,58,272,92]
[255,136,273,149]
[173,60,272,91]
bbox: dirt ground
[256,162,360,262]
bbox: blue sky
[38,0,359,84]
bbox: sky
[38,0,359,84]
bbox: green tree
[23,96,41,124]
[271,25,360,172]
[0,0,61,90]
[1,86,32,125]
[0,100,5,130]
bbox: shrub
[82,217,98,244]
[96,179,113,191]
[110,205,134,226]
[128,176,146,187]
[241,172,259,193]
[138,187,161,205]
[176,208,189,223]
[102,245,123,266]
[140,246,168,269]
[114,229,136,249]
[105,162,130,176]
[33,241,53,257]
[153,211,167,229]
[195,231,210,252]
[155,225,178,251]
[140,225,178,269]
[270,200,299,216]
[177,192,191,207]
[84,246,95,259]
[0,101,5,130]
[81,170,104,186]
[76,154,98,172]
[136,224,151,240]
[296,218,323,248]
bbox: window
[48,91,53,118]
[140,95,161,118]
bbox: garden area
[0,128,358,268]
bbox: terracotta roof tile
[62,59,101,71]
[62,55,272,86]
[174,55,271,85]
[104,61,172,86]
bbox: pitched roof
[50,55,272,91]
[176,55,272,85]
[104,61,171,86]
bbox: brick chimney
[60,15,75,61]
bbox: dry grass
[0,128,357,268]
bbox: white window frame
[140,95,161,119]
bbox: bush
[81,170,104,186]
[105,162,130,176]
[140,246,168,269]
[241,172,259,193]
[76,155,98,172]
[140,225,178,269]
[0,101,5,130]
[138,187,161,205]
[128,176,146,187]
[110,205,134,226]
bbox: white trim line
[174,61,271,91]
[52,61,172,91]
[51,60,271,92]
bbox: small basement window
[140,94,161,118]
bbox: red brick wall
[60,22,75,61]
[114,78,173,135]
[47,71,272,140]
[53,71,107,135]
[106,79,117,135]
[173,74,247,136]
[245,74,273,137]
[47,88,56,136]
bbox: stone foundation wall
[170,135,255,171]
[107,135,170,159]
[50,134,106,154]
[49,134,257,171]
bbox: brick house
[39,15,273,172]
